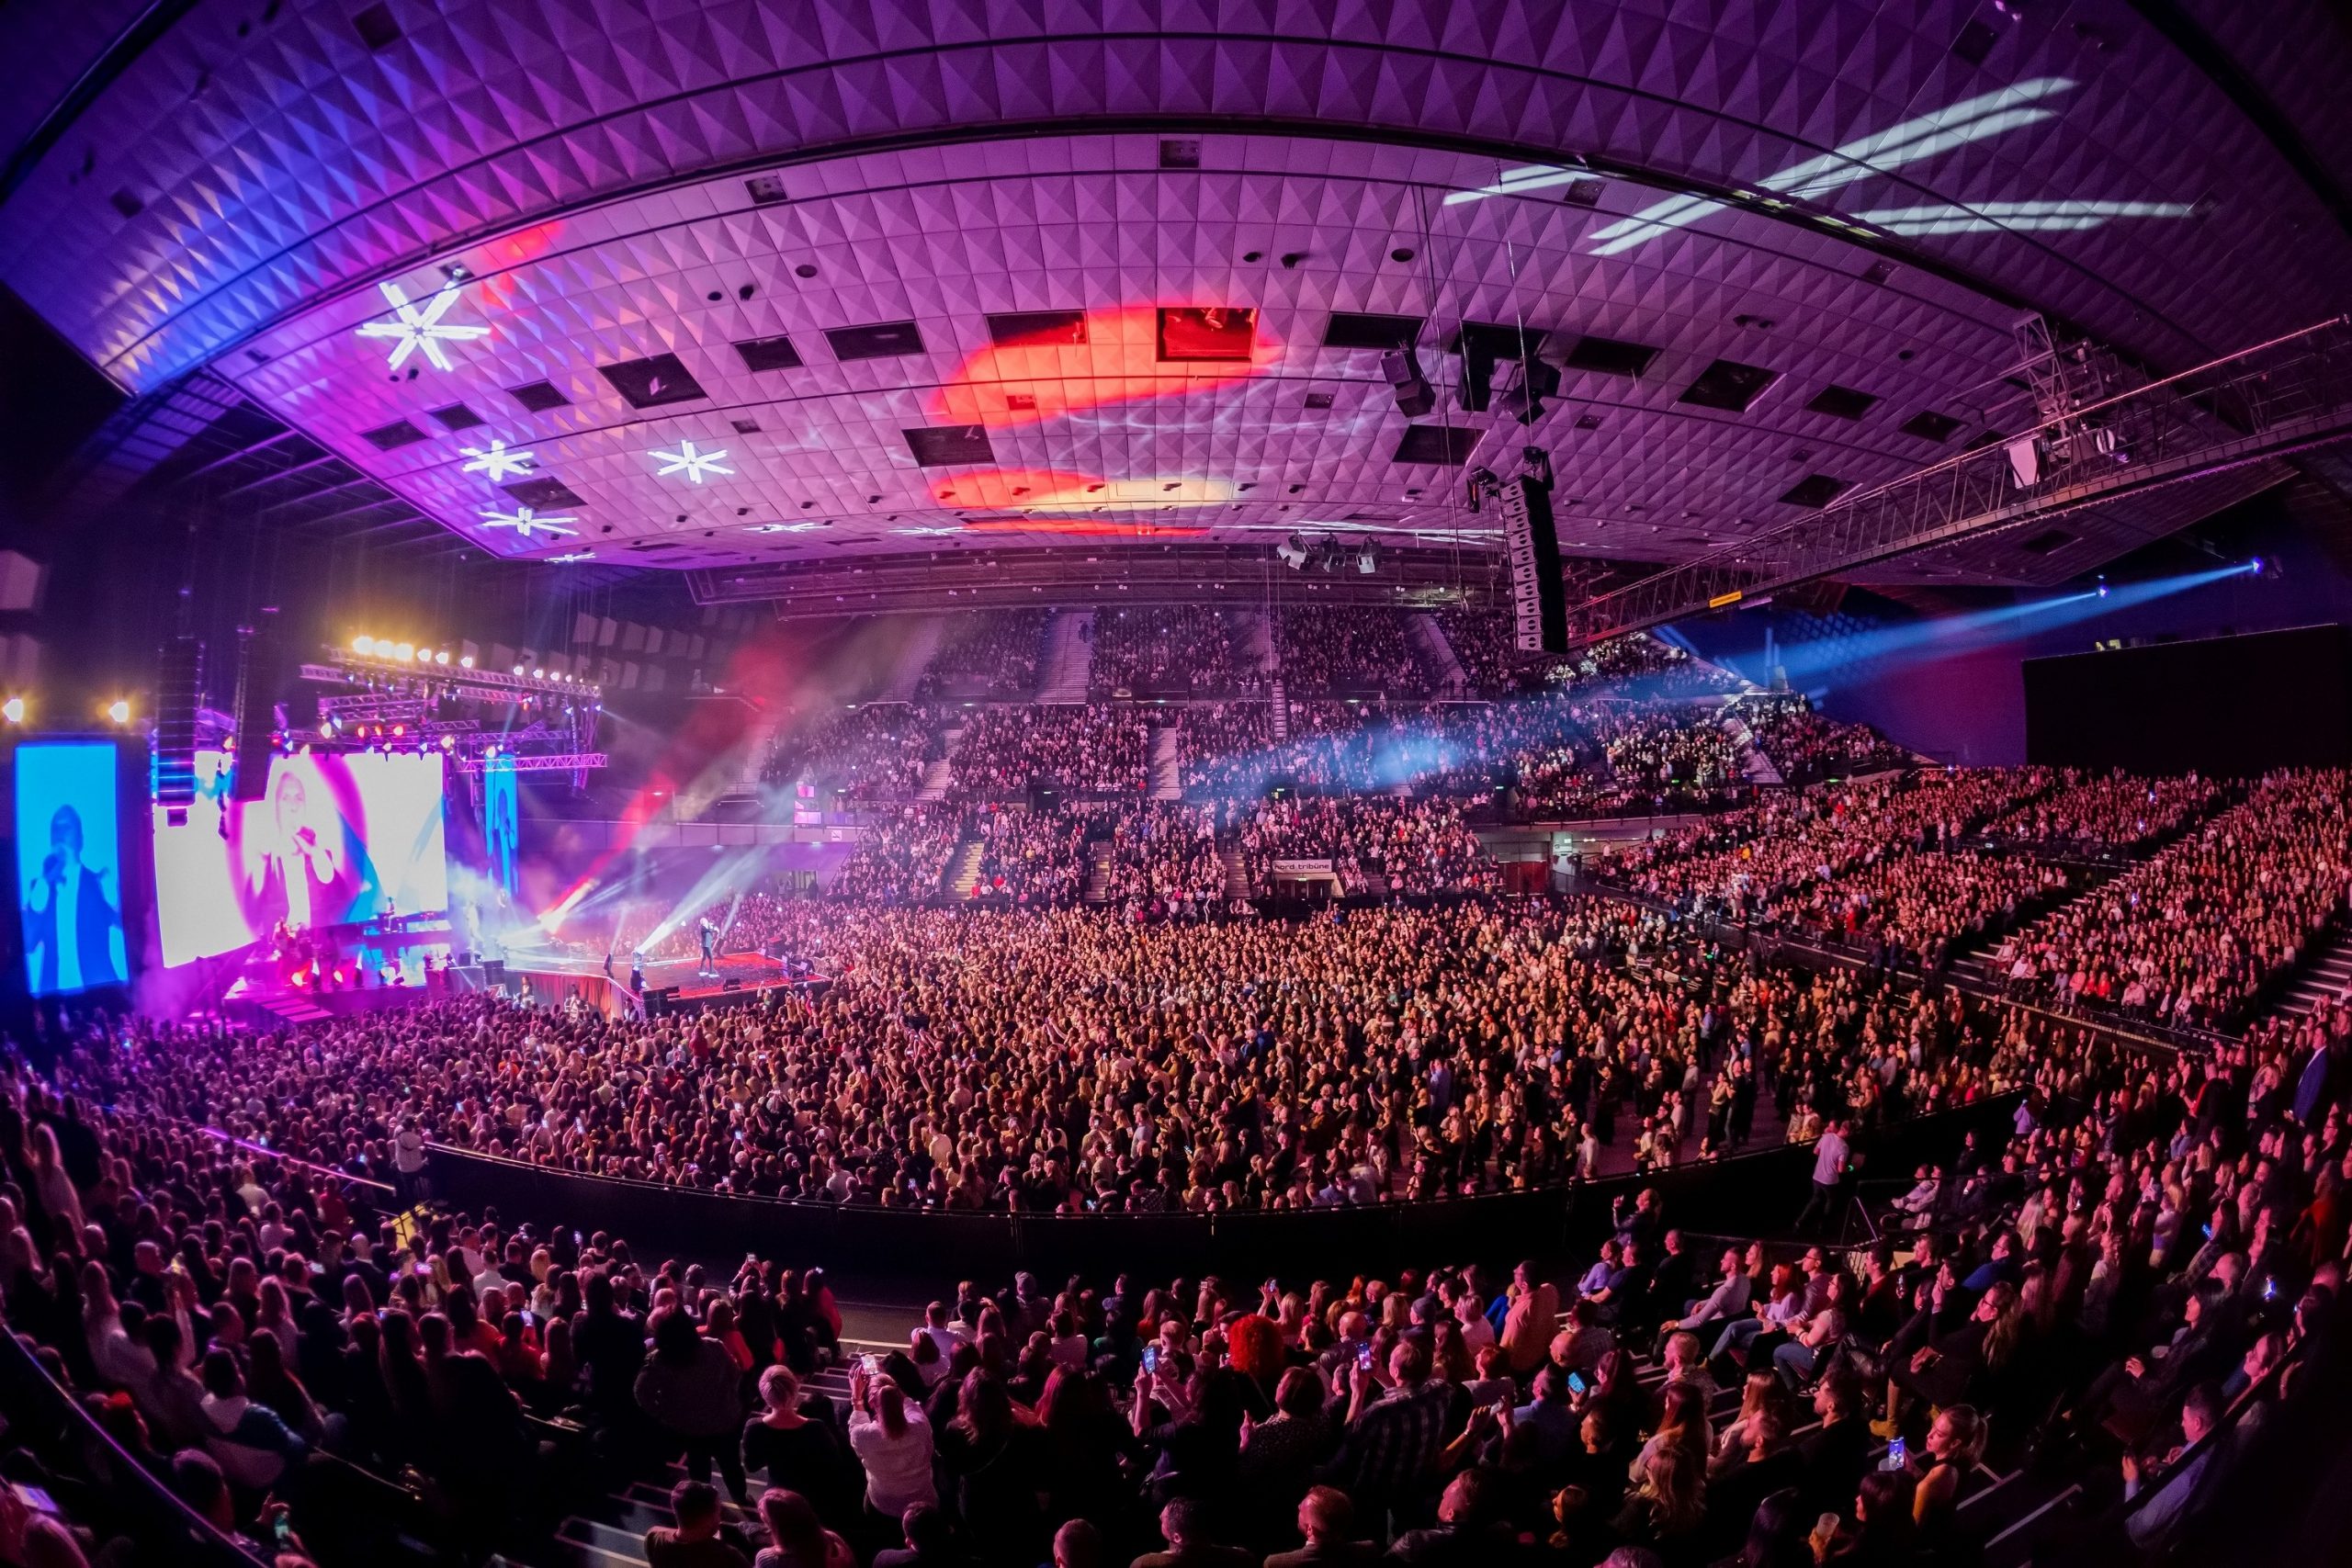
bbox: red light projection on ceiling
[956,517,1210,537]
[931,468,1235,511]
[933,305,1272,429]
[469,221,566,309]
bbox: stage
[517,948,820,1010]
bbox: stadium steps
[1269,680,1289,740]
[2267,917,2352,1019]
[1233,607,1277,685]
[1034,609,1094,703]
[1412,612,1471,695]
[945,835,985,897]
[1148,726,1182,799]
[1720,700,1785,786]
[261,994,333,1025]
[500,1361,866,1568]
[876,615,946,702]
[1083,841,1115,903]
[917,726,964,801]
[1219,840,1250,900]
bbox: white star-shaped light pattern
[458,438,536,480]
[893,525,962,536]
[547,550,596,563]
[747,522,825,534]
[355,279,491,370]
[479,505,578,538]
[650,440,733,483]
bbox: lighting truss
[455,750,608,774]
[1561,316,2352,648]
[302,658,597,700]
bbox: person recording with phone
[22,804,124,993]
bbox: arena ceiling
[6,0,2351,596]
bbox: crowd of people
[1180,704,1279,794]
[1737,697,1915,786]
[968,807,1092,907]
[831,807,965,905]
[1086,802,1232,916]
[1984,769,2352,1030]
[767,705,937,801]
[1228,798,1499,898]
[5,964,2342,1568]
[1980,770,2224,854]
[1594,771,2059,928]
[948,707,1150,800]
[1276,610,1433,697]
[1091,607,1258,698]
[919,613,1048,699]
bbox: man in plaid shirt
[1323,1338,1452,1533]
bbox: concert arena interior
[9,6,2352,1568]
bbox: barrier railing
[422,1094,2021,1281]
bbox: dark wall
[425,1094,2018,1281]
[2023,624,2352,775]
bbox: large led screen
[15,740,126,995]
[154,751,448,966]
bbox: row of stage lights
[349,634,600,694]
[1,696,132,727]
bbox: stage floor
[520,948,802,1001]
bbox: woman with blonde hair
[1611,1441,1705,1554]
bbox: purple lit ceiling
[4,0,2348,584]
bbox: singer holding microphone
[23,805,124,993]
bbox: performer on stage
[697,915,719,977]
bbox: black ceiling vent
[1562,178,1607,209]
[1574,412,1604,431]
[1899,410,1965,443]
[1951,17,1999,65]
[1322,311,1423,351]
[1563,334,1660,378]
[1303,390,1337,410]
[1779,473,1853,509]
[360,419,426,452]
[1805,384,1879,421]
[730,417,762,434]
[1394,424,1481,467]
[598,353,707,409]
[1159,139,1202,169]
[109,188,143,219]
[1860,260,1896,287]
[502,477,584,510]
[826,321,926,361]
[507,379,571,413]
[1678,358,1780,413]
[1964,428,2007,451]
[426,402,484,431]
[987,310,1087,346]
[351,3,401,51]
[903,425,994,467]
[2018,527,2075,555]
[732,333,803,372]
[744,174,789,206]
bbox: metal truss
[455,751,607,774]
[1563,316,2352,646]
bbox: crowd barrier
[424,1093,2021,1281]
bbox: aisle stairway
[944,835,984,897]
[1148,726,1182,798]
[1083,841,1114,903]
[1721,699,1785,785]
[918,722,966,801]
[1269,679,1289,740]
[2270,919,2352,1018]
[1034,609,1094,703]
[1412,612,1469,694]
[1220,840,1250,900]
[504,1359,869,1568]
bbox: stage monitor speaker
[153,634,204,816]
[1500,476,1566,654]
[481,960,506,987]
[230,615,283,804]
